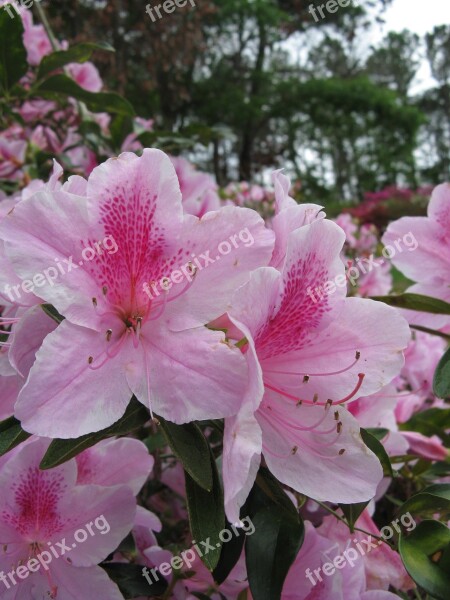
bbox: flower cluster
[0,3,449,599]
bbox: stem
[314,500,394,548]
[34,3,59,52]
[410,324,450,342]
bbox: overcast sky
[370,0,450,91]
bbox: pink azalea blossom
[282,521,403,600]
[0,149,274,437]
[21,8,53,66]
[401,431,449,461]
[171,156,221,217]
[383,183,450,330]
[75,437,154,493]
[356,261,392,298]
[318,511,413,592]
[335,213,358,247]
[0,437,136,599]
[0,136,26,180]
[67,62,103,92]
[349,385,409,461]
[395,330,446,420]
[183,550,249,599]
[223,215,410,522]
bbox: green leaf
[399,520,450,600]
[434,346,450,399]
[102,563,167,598]
[35,74,135,115]
[41,303,65,324]
[399,484,450,517]
[40,397,148,469]
[0,417,31,457]
[245,477,304,600]
[364,427,389,441]
[402,408,450,446]
[339,501,370,532]
[254,467,298,517]
[185,451,225,571]
[360,428,393,477]
[37,42,114,80]
[110,114,134,150]
[159,419,213,491]
[371,293,450,314]
[212,520,246,585]
[0,6,27,94]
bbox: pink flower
[0,149,274,437]
[335,213,357,247]
[0,136,26,180]
[223,217,410,522]
[21,9,53,66]
[171,156,221,217]
[318,510,413,594]
[183,550,249,599]
[383,183,450,330]
[356,262,392,298]
[75,437,153,493]
[401,431,448,461]
[282,521,403,600]
[0,437,136,599]
[67,62,103,92]
[349,385,409,460]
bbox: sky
[283,0,449,93]
[369,0,450,92]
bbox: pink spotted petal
[15,320,133,438]
[223,409,262,524]
[166,206,275,330]
[258,398,383,504]
[128,323,248,423]
[76,437,153,494]
[55,484,135,567]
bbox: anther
[303,375,310,383]
[102,286,108,295]
[291,446,298,455]
[338,448,346,455]
[88,356,93,364]
[296,399,302,406]
[92,297,97,306]
[313,393,318,403]
[337,422,342,433]
[355,351,361,360]
[334,411,339,421]
[106,329,112,342]
[326,399,333,408]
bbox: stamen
[330,373,365,405]
[264,372,365,407]
[264,351,361,379]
